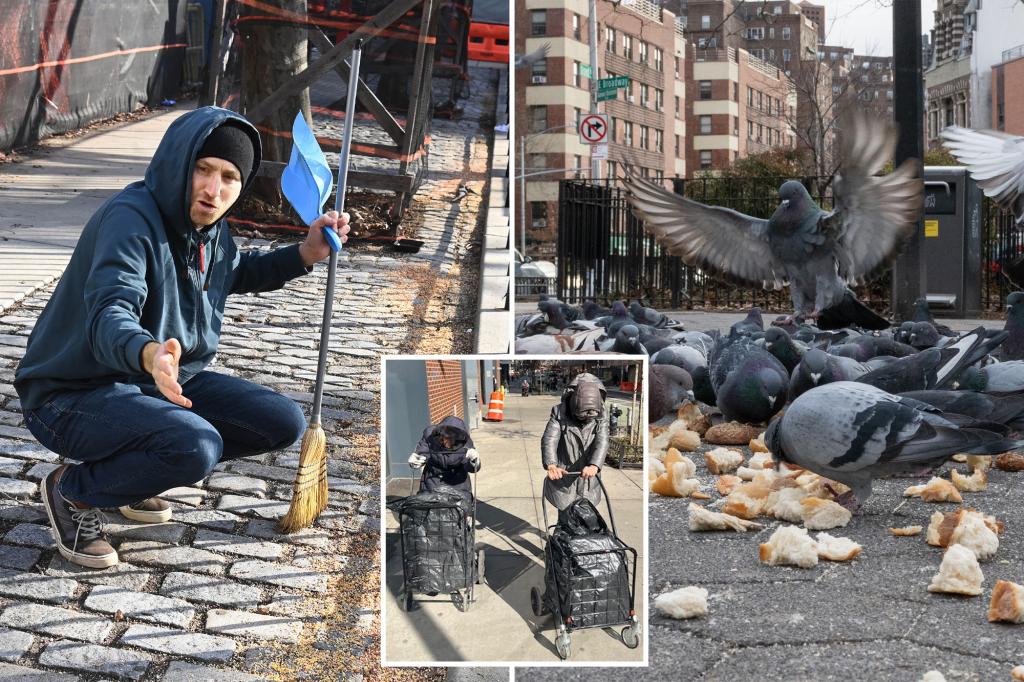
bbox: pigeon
[651,344,708,375]
[515,313,550,337]
[828,334,917,361]
[788,348,891,401]
[941,126,1024,227]
[958,360,1024,392]
[899,389,1024,434]
[999,291,1024,361]
[600,301,637,336]
[763,326,805,374]
[730,307,764,335]
[765,381,1020,510]
[710,333,789,423]
[514,42,550,70]
[537,299,568,330]
[582,300,612,320]
[603,324,645,354]
[629,301,669,328]
[649,365,693,422]
[625,112,921,327]
[911,298,955,336]
[690,365,717,406]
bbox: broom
[279,41,363,533]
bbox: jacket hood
[562,372,607,418]
[144,106,262,238]
[432,415,470,448]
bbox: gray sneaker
[41,466,118,569]
[118,497,172,523]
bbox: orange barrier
[468,22,508,64]
[484,391,504,421]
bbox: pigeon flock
[643,297,1024,510]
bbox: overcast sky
[816,0,938,56]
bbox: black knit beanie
[197,120,256,185]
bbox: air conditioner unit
[531,75,547,84]
[627,95,635,103]
[532,219,547,228]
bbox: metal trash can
[916,166,984,318]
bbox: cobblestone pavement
[0,66,501,681]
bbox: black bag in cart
[392,487,476,594]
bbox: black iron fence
[557,177,1019,314]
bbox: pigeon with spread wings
[624,113,922,329]
[941,126,1024,227]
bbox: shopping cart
[530,472,641,659]
[390,470,484,612]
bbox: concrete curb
[474,64,511,354]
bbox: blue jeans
[23,372,306,508]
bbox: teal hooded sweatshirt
[14,106,310,411]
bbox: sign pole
[589,0,599,181]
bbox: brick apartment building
[686,45,796,172]
[992,43,1024,135]
[925,0,971,149]
[515,0,686,259]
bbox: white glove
[408,453,427,469]
[465,448,480,466]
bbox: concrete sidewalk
[0,106,190,311]
[384,394,645,664]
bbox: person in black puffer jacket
[407,415,480,494]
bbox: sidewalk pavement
[0,66,502,680]
[384,394,645,664]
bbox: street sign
[596,75,629,102]
[578,63,592,78]
[578,114,608,145]
[591,144,608,160]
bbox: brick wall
[425,360,464,424]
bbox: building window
[769,27,775,39]
[733,82,739,101]
[531,58,547,83]
[750,48,764,60]
[747,120,754,138]
[574,155,583,172]
[529,105,547,133]
[575,108,584,130]
[640,84,649,108]
[701,15,711,29]
[654,47,663,71]
[655,129,663,152]
[700,151,712,169]
[700,115,712,134]
[573,14,581,41]
[655,88,663,112]
[675,95,680,117]
[887,89,893,100]
[675,134,680,156]
[610,117,617,141]
[653,170,663,182]
[531,10,546,36]
[638,40,648,65]
[640,125,649,149]
[782,49,791,63]
[530,202,547,227]
[747,27,764,40]
[623,35,633,60]
[624,121,633,146]
[573,61,582,87]
[607,160,617,178]
[699,80,712,99]
[768,49,775,61]
[757,123,763,142]
[782,26,791,40]
[675,56,680,78]
[758,91,763,110]
[733,115,739,135]
[747,86,754,106]
[606,27,616,53]
[698,37,707,49]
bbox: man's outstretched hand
[142,339,192,408]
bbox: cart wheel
[451,590,469,612]
[530,586,545,617]
[476,549,485,585]
[555,631,571,660]
[621,623,641,649]
[399,591,414,612]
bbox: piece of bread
[889,525,923,537]
[904,477,963,503]
[988,580,1024,623]
[919,673,947,682]
[722,482,772,519]
[716,475,741,496]
[966,455,991,473]
[767,487,809,524]
[927,543,984,596]
[797,473,850,500]
[816,532,862,561]
[749,434,771,454]
[688,502,764,532]
[651,462,701,498]
[748,452,774,470]
[664,449,696,478]
[669,429,702,453]
[705,421,762,445]
[654,585,708,619]
[704,448,744,475]
[800,497,852,530]
[952,454,968,463]
[995,453,1024,471]
[1012,665,1024,682]
[650,419,694,454]
[926,509,1000,560]
[951,468,987,492]
[759,525,819,568]
[677,401,710,436]
[736,465,758,481]
[650,458,667,479]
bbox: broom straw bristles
[278,425,328,533]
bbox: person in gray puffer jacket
[407,415,481,494]
[541,373,609,515]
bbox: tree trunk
[240,0,311,209]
